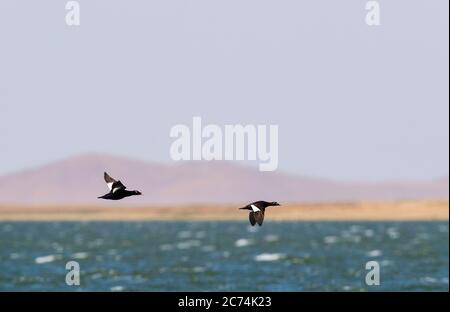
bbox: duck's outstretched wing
[104,172,127,193]
[249,211,264,226]
[254,211,264,226]
[249,212,256,226]
[104,172,116,188]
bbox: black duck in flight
[98,172,142,200]
[239,201,280,226]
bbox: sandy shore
[0,200,447,221]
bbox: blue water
[0,221,448,291]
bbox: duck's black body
[98,189,142,200]
[98,172,142,200]
[239,201,280,226]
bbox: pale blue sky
[0,0,448,181]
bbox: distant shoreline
[0,200,447,221]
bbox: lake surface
[0,221,448,291]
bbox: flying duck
[98,172,142,200]
[239,201,280,226]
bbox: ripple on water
[342,285,352,291]
[2,224,14,232]
[35,255,60,264]
[421,277,438,284]
[10,253,23,260]
[176,240,201,249]
[235,238,253,247]
[247,226,258,233]
[177,231,192,239]
[364,229,374,237]
[51,242,64,253]
[264,234,279,242]
[324,236,338,244]
[192,266,207,273]
[71,252,89,260]
[381,260,393,266]
[340,231,361,243]
[418,233,431,240]
[366,250,383,257]
[438,225,448,233]
[386,227,400,239]
[195,231,206,239]
[110,286,125,292]
[159,244,174,251]
[201,245,215,252]
[254,253,285,262]
[107,249,118,256]
[90,273,103,280]
[349,225,362,233]
[88,239,104,248]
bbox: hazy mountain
[0,154,447,205]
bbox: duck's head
[134,191,142,195]
[270,201,280,207]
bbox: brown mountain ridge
[0,154,447,205]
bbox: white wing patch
[107,182,114,191]
[250,204,261,212]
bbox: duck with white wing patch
[239,201,280,226]
[98,172,142,200]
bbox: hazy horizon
[0,152,448,184]
[0,0,448,182]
